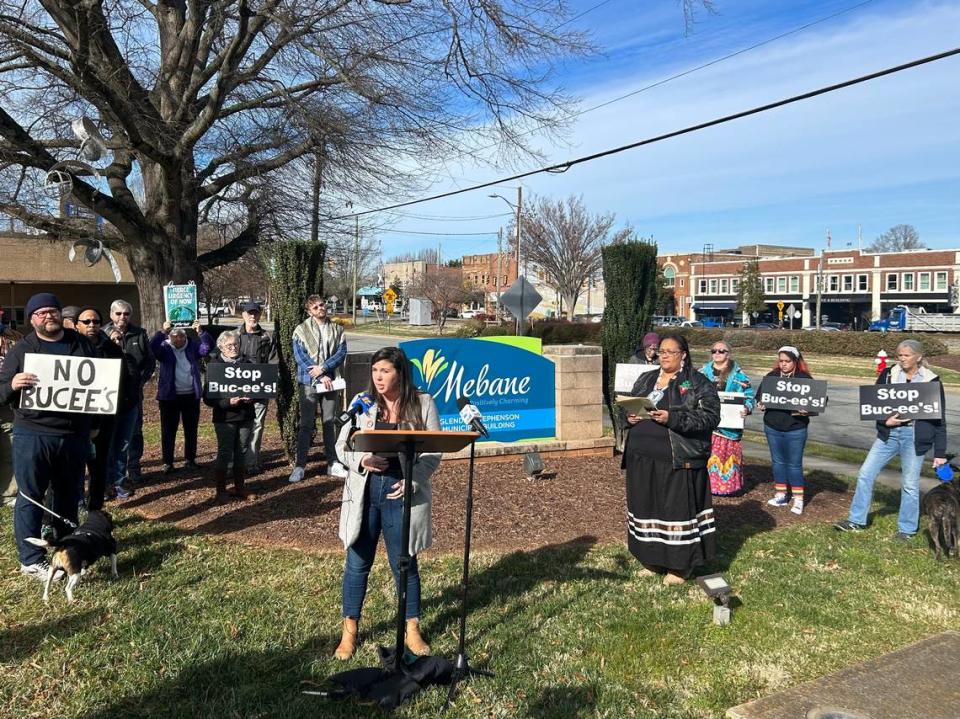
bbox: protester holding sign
[237,301,276,475]
[835,340,947,539]
[0,293,95,581]
[623,334,720,586]
[759,346,814,515]
[700,342,754,496]
[150,320,212,475]
[204,332,256,503]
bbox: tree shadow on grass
[527,685,597,719]
[0,608,104,664]
[711,499,777,574]
[80,635,397,719]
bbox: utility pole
[496,228,503,322]
[515,185,523,275]
[352,215,359,326]
[815,228,827,329]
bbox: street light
[488,188,522,277]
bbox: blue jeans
[764,426,807,496]
[13,431,87,565]
[107,401,141,487]
[342,473,421,620]
[848,426,922,534]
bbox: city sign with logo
[400,337,555,442]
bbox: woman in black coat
[623,333,721,585]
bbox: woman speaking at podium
[333,346,441,661]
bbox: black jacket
[101,322,155,397]
[204,357,256,424]
[238,324,277,365]
[0,329,94,435]
[874,365,947,457]
[626,368,721,469]
[88,332,137,414]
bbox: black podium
[350,429,478,669]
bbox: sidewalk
[742,440,940,496]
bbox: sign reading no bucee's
[858,383,942,421]
[758,377,828,413]
[205,363,279,399]
[20,354,122,415]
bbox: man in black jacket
[102,299,155,496]
[236,301,276,474]
[0,293,94,580]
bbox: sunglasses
[113,311,131,316]
[77,318,101,325]
[710,349,729,355]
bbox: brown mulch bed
[119,403,854,556]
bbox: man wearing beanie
[0,292,95,581]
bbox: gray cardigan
[335,392,442,555]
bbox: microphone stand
[444,434,493,710]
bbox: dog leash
[16,491,79,529]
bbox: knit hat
[642,332,660,348]
[777,345,801,361]
[25,292,62,318]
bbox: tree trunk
[127,236,203,332]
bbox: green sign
[164,283,197,327]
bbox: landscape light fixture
[696,573,733,626]
[523,452,544,480]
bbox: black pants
[159,394,201,465]
[86,417,115,510]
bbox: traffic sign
[786,303,795,315]
[384,288,397,302]
[501,275,542,321]
[776,300,785,311]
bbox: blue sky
[368,0,960,259]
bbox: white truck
[868,305,960,332]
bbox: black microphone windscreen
[456,396,470,410]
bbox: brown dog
[923,477,959,561]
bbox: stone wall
[543,344,604,441]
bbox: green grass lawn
[2,476,958,719]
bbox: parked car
[804,325,840,332]
[461,309,486,319]
[680,320,704,328]
[199,302,231,319]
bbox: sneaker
[766,493,789,507]
[894,532,915,542]
[790,499,804,515]
[115,485,133,500]
[20,560,63,582]
[329,462,349,479]
[833,519,866,532]
[162,464,175,475]
[289,467,305,484]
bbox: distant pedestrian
[0,293,94,581]
[759,346,813,515]
[236,301,276,474]
[629,332,660,365]
[835,340,947,539]
[289,295,348,483]
[103,300,155,496]
[151,320,212,474]
[700,342,754,495]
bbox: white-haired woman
[150,320,212,475]
[835,340,946,539]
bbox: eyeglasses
[32,309,60,317]
[113,311,131,316]
[77,318,101,325]
[710,349,729,355]
[659,349,683,356]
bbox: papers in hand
[718,391,746,430]
[616,395,657,418]
[315,377,347,394]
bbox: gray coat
[335,392,441,555]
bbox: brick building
[461,252,518,313]
[660,245,960,328]
[1,232,140,329]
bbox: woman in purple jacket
[150,320,212,474]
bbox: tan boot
[229,466,257,501]
[405,618,431,656]
[333,618,358,661]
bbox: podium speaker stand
[350,429,478,670]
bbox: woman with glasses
[629,331,660,366]
[700,342,754,496]
[623,333,720,585]
[759,346,813,515]
[835,340,947,539]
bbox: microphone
[338,392,373,427]
[457,396,489,438]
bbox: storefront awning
[692,302,737,310]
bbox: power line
[372,227,499,236]
[382,210,512,222]
[331,46,960,220]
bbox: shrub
[453,319,486,337]
[670,328,948,358]
[531,320,602,345]
[479,324,514,337]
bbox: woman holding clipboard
[621,333,720,585]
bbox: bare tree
[867,224,924,253]
[0,0,591,329]
[323,232,379,311]
[512,195,631,316]
[407,266,472,335]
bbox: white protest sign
[615,363,658,393]
[718,391,746,430]
[20,354,122,415]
